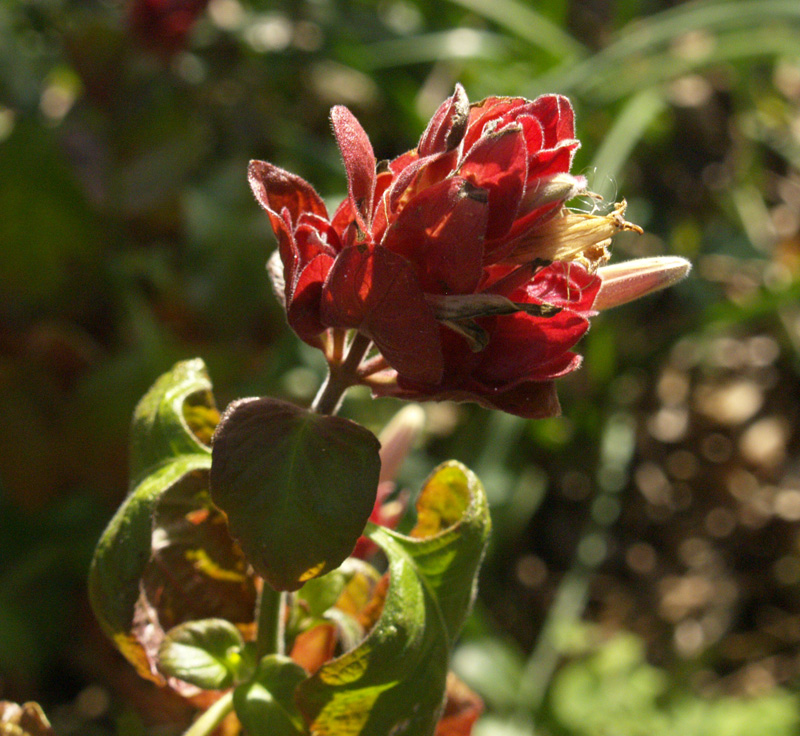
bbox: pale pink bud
[594,256,692,311]
[377,404,426,485]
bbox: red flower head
[249,86,669,418]
[128,0,209,55]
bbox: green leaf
[158,619,248,690]
[233,655,308,736]
[129,358,216,488]
[297,568,352,622]
[292,559,383,657]
[298,558,379,621]
[89,360,255,690]
[404,461,491,643]
[210,398,381,592]
[295,460,491,736]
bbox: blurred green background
[3,0,800,733]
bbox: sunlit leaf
[411,462,472,538]
[325,560,384,653]
[210,397,381,591]
[290,560,384,676]
[295,461,490,736]
[158,619,250,690]
[326,558,383,624]
[129,358,216,488]
[297,568,351,621]
[298,558,381,621]
[233,655,308,736]
[89,360,256,690]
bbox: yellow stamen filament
[505,200,642,271]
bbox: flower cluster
[249,86,681,418]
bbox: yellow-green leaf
[233,655,308,736]
[89,360,255,690]
[295,461,490,736]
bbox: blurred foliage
[3,0,800,733]
[456,624,800,736]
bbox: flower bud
[594,256,692,311]
[378,404,426,485]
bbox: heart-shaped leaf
[89,360,256,690]
[210,397,381,591]
[233,655,308,736]
[158,619,250,690]
[295,460,490,736]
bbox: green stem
[182,691,234,736]
[255,582,285,659]
[311,332,372,415]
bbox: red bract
[249,86,640,418]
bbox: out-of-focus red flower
[128,0,209,54]
[249,86,644,418]
[352,404,422,558]
[352,480,407,559]
[435,673,483,736]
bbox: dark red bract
[249,86,618,418]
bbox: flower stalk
[311,332,373,415]
[182,691,234,736]
[255,583,285,659]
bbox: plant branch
[311,332,373,415]
[331,328,346,365]
[357,353,390,378]
[182,691,234,736]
